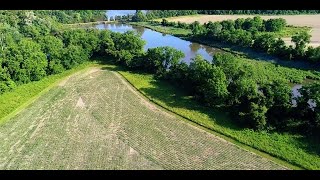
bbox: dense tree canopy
[144,10,320,20]
[156,16,319,63]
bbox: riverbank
[66,20,111,26]
[129,21,320,71]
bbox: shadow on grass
[295,135,320,156]
[139,78,241,131]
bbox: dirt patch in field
[166,15,320,47]
[76,97,85,108]
[129,147,139,155]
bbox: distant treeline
[197,10,320,15]
[144,10,320,19]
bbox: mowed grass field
[0,65,286,170]
[160,14,320,47]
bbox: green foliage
[306,46,320,62]
[144,46,184,77]
[106,31,146,66]
[146,10,198,20]
[197,10,320,15]
[62,45,89,69]
[146,10,320,20]
[253,33,277,53]
[158,15,317,62]
[132,10,147,22]
[190,21,204,35]
[295,82,320,133]
[161,19,168,26]
[62,29,100,56]
[188,55,229,106]
[205,21,222,37]
[291,31,311,58]
[34,10,106,24]
[265,18,286,32]
[261,80,292,129]
[0,10,110,96]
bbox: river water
[96,23,223,64]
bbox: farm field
[0,66,286,170]
[161,14,320,47]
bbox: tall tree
[292,31,311,58]
[132,10,147,22]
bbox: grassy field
[118,67,320,170]
[157,14,319,47]
[0,62,97,125]
[0,64,286,170]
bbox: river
[96,23,223,64]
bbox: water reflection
[96,23,223,64]
[189,43,201,53]
[291,84,316,108]
[135,26,145,36]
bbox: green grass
[237,57,320,84]
[0,61,97,125]
[261,26,312,38]
[118,68,320,170]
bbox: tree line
[33,10,107,24]
[154,17,320,63]
[134,10,320,21]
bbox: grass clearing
[0,63,286,170]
